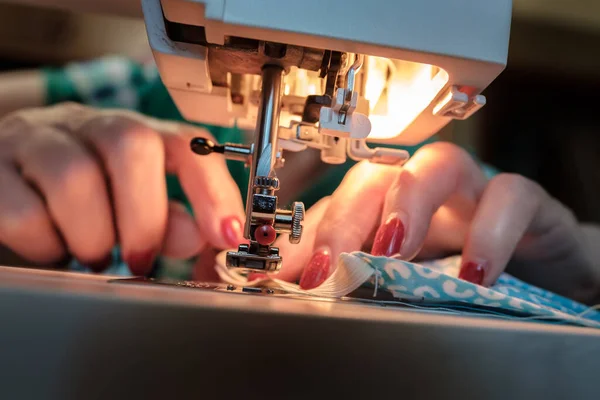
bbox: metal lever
[190,137,224,155]
[190,66,305,274]
[190,137,251,163]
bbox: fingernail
[371,214,405,257]
[248,273,268,281]
[299,248,332,290]
[459,261,486,285]
[221,216,244,248]
[86,254,113,273]
[125,250,157,276]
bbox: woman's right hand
[0,103,246,274]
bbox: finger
[192,247,221,282]
[460,173,567,286]
[0,163,66,264]
[415,202,474,260]
[14,127,115,269]
[78,116,168,275]
[299,162,397,289]
[162,127,246,250]
[161,201,205,260]
[261,197,331,283]
[373,142,487,260]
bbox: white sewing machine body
[143,0,513,271]
[143,0,511,147]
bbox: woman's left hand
[273,142,600,303]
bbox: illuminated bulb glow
[257,59,447,142]
[283,67,321,97]
[365,57,449,140]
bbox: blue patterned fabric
[352,253,600,328]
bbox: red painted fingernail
[371,214,405,257]
[221,216,244,248]
[299,248,331,290]
[126,250,157,276]
[248,273,268,281]
[459,261,486,285]
[86,254,113,273]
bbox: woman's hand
[0,103,245,274]
[274,142,600,304]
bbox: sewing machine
[2,1,600,399]
[142,0,509,271]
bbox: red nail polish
[248,272,268,281]
[86,254,113,273]
[371,215,405,257]
[299,249,331,290]
[126,251,157,276]
[459,261,486,285]
[221,216,244,248]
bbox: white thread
[215,251,375,298]
[576,304,600,319]
[372,269,382,297]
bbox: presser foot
[226,242,282,273]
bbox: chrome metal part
[254,176,280,190]
[345,54,364,94]
[244,65,284,238]
[222,143,252,163]
[191,64,305,273]
[272,202,305,244]
[338,54,364,124]
[289,202,305,244]
[190,137,251,163]
[273,211,293,231]
[226,243,282,272]
[251,193,277,219]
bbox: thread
[575,304,600,319]
[372,269,382,297]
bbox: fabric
[217,251,600,329]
